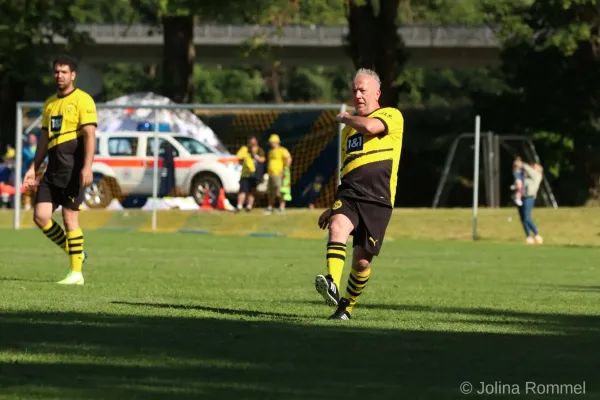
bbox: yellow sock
[326,241,346,288]
[344,268,371,313]
[41,220,68,254]
[66,229,84,273]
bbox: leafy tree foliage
[399,0,488,24]
[0,0,98,143]
[4,0,600,206]
[482,0,600,204]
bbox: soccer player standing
[22,56,97,285]
[314,68,404,320]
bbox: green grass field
[1,229,599,399]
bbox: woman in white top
[514,158,544,244]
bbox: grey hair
[354,68,381,88]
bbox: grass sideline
[0,230,599,399]
[1,207,599,246]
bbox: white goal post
[473,115,481,241]
[14,102,347,230]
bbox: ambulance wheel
[191,173,222,207]
[84,174,115,209]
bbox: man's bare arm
[254,150,266,163]
[340,114,386,136]
[81,124,96,170]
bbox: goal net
[9,102,346,232]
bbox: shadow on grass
[112,301,304,319]
[534,284,600,293]
[288,299,600,333]
[559,243,600,249]
[0,277,53,283]
[0,306,599,400]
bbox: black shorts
[330,195,393,256]
[239,177,258,193]
[35,179,84,211]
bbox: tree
[161,15,195,103]
[0,0,96,145]
[128,0,197,103]
[483,0,600,205]
[128,0,307,103]
[345,0,409,107]
[398,0,487,24]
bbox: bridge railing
[50,23,499,48]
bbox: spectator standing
[514,158,544,244]
[235,136,265,212]
[265,134,292,215]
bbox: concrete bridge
[56,23,501,67]
[52,23,501,96]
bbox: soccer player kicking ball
[22,55,97,285]
[315,68,404,320]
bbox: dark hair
[52,55,77,72]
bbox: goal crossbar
[14,102,347,230]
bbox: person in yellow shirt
[22,55,97,286]
[235,136,265,212]
[265,134,292,215]
[315,68,405,320]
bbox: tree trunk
[376,0,407,107]
[271,62,284,103]
[571,28,600,204]
[162,15,195,103]
[345,0,407,107]
[346,0,377,69]
[0,73,26,146]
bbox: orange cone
[0,182,19,195]
[216,188,226,210]
[200,185,213,210]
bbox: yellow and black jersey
[237,145,266,178]
[338,107,404,207]
[41,88,97,188]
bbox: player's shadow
[560,243,600,248]
[285,299,600,335]
[534,284,600,293]
[0,307,599,399]
[111,301,304,319]
[0,276,54,283]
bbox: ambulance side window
[108,137,138,157]
[147,138,180,158]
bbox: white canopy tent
[96,92,228,153]
[24,91,228,153]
